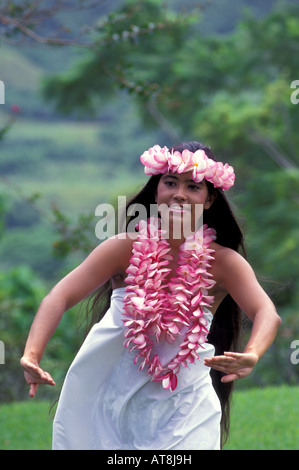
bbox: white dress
[52,287,221,450]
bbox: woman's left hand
[204,351,259,383]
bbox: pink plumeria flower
[191,150,207,182]
[168,149,194,174]
[161,371,178,391]
[139,144,235,190]
[140,145,169,174]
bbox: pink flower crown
[140,145,235,190]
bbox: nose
[173,184,187,202]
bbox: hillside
[0,109,153,278]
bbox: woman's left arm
[204,249,281,383]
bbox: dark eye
[164,180,176,187]
[188,184,200,191]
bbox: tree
[3,1,298,171]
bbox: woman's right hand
[20,356,56,398]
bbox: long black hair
[84,141,246,447]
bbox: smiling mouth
[168,204,191,213]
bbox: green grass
[1,385,298,450]
[224,385,299,450]
[0,400,53,450]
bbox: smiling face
[155,171,215,241]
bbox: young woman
[21,141,281,450]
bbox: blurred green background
[0,0,298,450]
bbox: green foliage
[236,169,299,386]
[0,266,45,401]
[0,266,80,402]
[0,225,67,279]
[0,192,7,240]
[51,204,97,257]
[171,5,299,172]
[42,0,196,120]
[40,2,299,175]
[241,170,299,295]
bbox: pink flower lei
[123,217,217,391]
[140,144,235,190]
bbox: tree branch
[249,130,297,170]
[147,99,181,143]
[0,12,92,47]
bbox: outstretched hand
[20,356,56,398]
[204,351,258,383]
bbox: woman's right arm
[20,235,132,397]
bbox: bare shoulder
[109,231,138,251]
[93,231,137,260]
[210,242,253,287]
[109,231,138,243]
[211,242,245,263]
[48,232,138,308]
